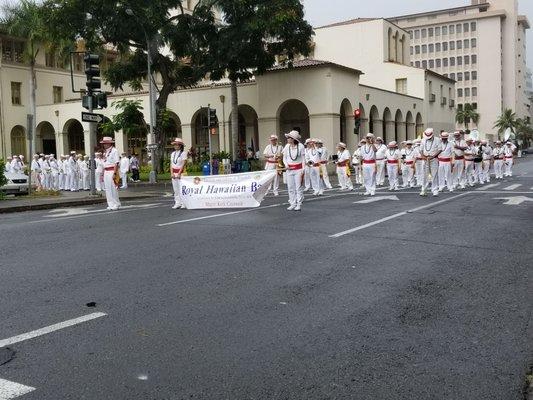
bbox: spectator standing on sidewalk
[119,153,130,189]
[130,153,140,182]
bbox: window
[422,60,428,69]
[450,73,456,80]
[456,40,462,49]
[464,55,470,65]
[465,71,470,81]
[415,61,421,68]
[471,22,476,31]
[472,87,477,96]
[415,30,420,39]
[435,27,441,36]
[471,38,477,48]
[456,24,462,33]
[45,51,56,68]
[443,58,448,67]
[409,30,414,38]
[410,46,414,55]
[422,44,427,53]
[472,102,477,109]
[449,25,455,34]
[436,59,441,68]
[429,59,435,68]
[415,45,420,54]
[465,88,470,97]
[428,28,434,37]
[11,82,21,105]
[472,54,477,64]
[443,42,448,51]
[436,43,441,52]
[457,72,463,81]
[443,73,448,78]
[472,71,477,80]
[449,41,455,50]
[422,28,427,38]
[464,39,469,48]
[13,42,24,63]
[450,57,455,66]
[458,88,463,97]
[443,26,448,35]
[53,86,63,103]
[457,56,462,65]
[429,43,434,53]
[396,78,407,94]
[463,23,469,32]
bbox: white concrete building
[389,0,531,140]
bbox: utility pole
[26,114,33,195]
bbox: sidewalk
[0,182,172,214]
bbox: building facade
[389,0,531,140]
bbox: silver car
[1,171,30,195]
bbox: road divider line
[0,378,35,399]
[476,183,500,191]
[329,193,469,238]
[503,184,522,191]
[0,312,107,348]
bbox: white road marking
[0,378,35,399]
[493,196,533,205]
[503,184,522,191]
[0,312,107,348]
[476,183,500,191]
[353,195,399,204]
[329,193,469,238]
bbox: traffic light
[84,53,101,93]
[354,108,362,134]
[208,108,218,127]
[96,92,108,109]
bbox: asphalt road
[1,158,532,400]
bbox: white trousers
[120,171,128,188]
[474,162,482,183]
[336,166,353,190]
[481,161,491,183]
[494,160,504,179]
[265,163,280,193]
[465,161,475,186]
[415,160,424,186]
[402,164,415,187]
[504,159,513,176]
[376,160,386,185]
[362,163,376,195]
[286,169,304,206]
[452,159,465,189]
[304,165,311,189]
[67,172,77,191]
[420,159,439,195]
[58,173,65,190]
[172,178,182,206]
[438,161,453,191]
[40,173,50,190]
[353,164,362,184]
[103,171,121,209]
[309,166,321,194]
[319,163,332,189]
[95,171,104,191]
[82,171,90,190]
[51,173,59,191]
[387,164,399,190]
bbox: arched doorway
[405,111,415,140]
[64,119,85,153]
[278,99,310,142]
[394,110,404,142]
[229,105,259,160]
[415,113,424,137]
[37,121,56,155]
[161,111,183,160]
[10,125,27,157]
[191,108,210,158]
[339,99,353,145]
[383,108,393,143]
[369,106,379,135]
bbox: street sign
[146,144,158,150]
[81,112,104,124]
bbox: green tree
[0,159,7,189]
[493,108,518,140]
[101,99,148,139]
[515,117,532,148]
[207,0,314,160]
[455,103,479,133]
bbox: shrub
[0,159,7,187]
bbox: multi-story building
[389,0,530,141]
[526,68,533,119]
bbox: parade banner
[179,170,277,209]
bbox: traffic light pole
[207,104,212,175]
[88,96,97,196]
[147,39,157,184]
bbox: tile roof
[267,58,363,75]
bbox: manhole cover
[0,348,15,366]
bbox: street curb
[0,194,159,214]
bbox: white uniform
[451,138,467,189]
[80,158,90,190]
[67,155,78,191]
[375,144,387,186]
[351,148,362,185]
[464,144,476,186]
[282,143,305,209]
[50,158,60,191]
[317,146,333,189]
[402,147,416,188]
[57,159,65,190]
[481,146,493,183]
[473,145,483,184]
[438,140,453,192]
[305,147,322,195]
[492,146,505,179]
[386,149,401,190]
[95,157,105,191]
[31,159,41,189]
[360,144,377,196]
[413,145,424,187]
[503,146,514,176]
[103,146,121,210]
[10,158,23,174]
[263,143,283,195]
[336,149,353,190]
[119,156,130,189]
[170,149,188,208]
[420,136,442,196]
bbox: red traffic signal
[354,109,361,119]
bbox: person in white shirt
[451,131,467,189]
[282,130,306,211]
[316,140,333,190]
[42,154,53,190]
[374,137,387,186]
[119,153,130,189]
[437,132,453,192]
[361,133,378,196]
[386,141,401,191]
[263,134,283,196]
[67,151,78,191]
[412,139,423,187]
[95,152,105,191]
[57,155,65,190]
[401,141,416,188]
[101,137,121,210]
[4,156,12,174]
[419,128,442,197]
[473,139,483,184]
[492,141,505,180]
[480,140,493,184]
[335,142,353,191]
[49,155,60,191]
[30,154,42,191]
[305,139,322,196]
[18,155,25,173]
[11,155,23,174]
[80,155,90,190]
[464,139,476,187]
[351,143,362,185]
[303,138,312,191]
[170,138,188,209]
[503,141,515,177]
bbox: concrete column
[309,113,339,155]
[181,123,193,149]
[397,122,407,143]
[258,117,277,150]
[371,119,383,137]
[385,121,395,143]
[406,123,415,140]
[345,115,357,152]
[114,129,127,155]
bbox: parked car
[1,171,30,195]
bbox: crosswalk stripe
[476,183,500,191]
[503,184,522,191]
[0,378,35,399]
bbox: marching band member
[282,130,305,211]
[101,136,121,211]
[170,138,188,209]
[473,139,483,184]
[67,151,78,191]
[464,139,476,187]
[437,132,453,192]
[30,154,42,191]
[351,142,362,185]
[305,139,322,196]
[480,140,493,184]
[57,155,65,190]
[263,134,283,196]
[401,140,415,188]
[81,155,90,190]
[503,141,515,177]
[335,142,353,191]
[119,152,130,189]
[413,139,424,187]
[303,138,312,191]
[492,141,505,180]
[420,128,441,197]
[95,152,105,191]
[375,137,387,186]
[50,155,59,191]
[386,141,401,191]
[361,133,377,196]
[452,131,467,189]
[316,139,333,190]
[42,154,52,190]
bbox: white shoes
[172,204,180,209]
[287,205,296,211]
[273,191,279,196]
[294,205,301,211]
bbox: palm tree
[493,108,518,140]
[515,118,533,149]
[455,103,480,133]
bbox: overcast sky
[303,0,533,70]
